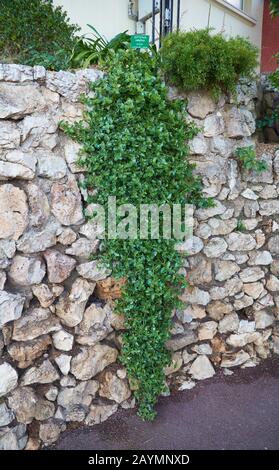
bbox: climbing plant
[61,50,212,420]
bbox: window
[226,0,244,10]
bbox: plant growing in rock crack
[61,49,212,420]
[236,219,246,232]
[235,146,267,173]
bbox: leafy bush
[235,146,267,173]
[160,29,258,97]
[0,0,79,69]
[62,49,212,420]
[71,25,131,68]
[270,0,279,17]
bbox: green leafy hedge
[62,50,212,420]
[0,0,79,69]
[160,29,258,97]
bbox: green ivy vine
[62,50,211,420]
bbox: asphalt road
[55,357,279,450]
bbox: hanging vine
[62,50,212,420]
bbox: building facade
[53,1,278,71]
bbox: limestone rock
[243,282,264,299]
[268,235,279,255]
[266,275,279,292]
[76,260,111,282]
[189,355,215,380]
[85,402,118,426]
[0,424,27,450]
[16,217,61,253]
[99,370,131,404]
[44,249,76,283]
[8,255,46,286]
[50,175,83,226]
[209,218,237,237]
[0,82,45,119]
[0,403,14,427]
[176,236,203,255]
[21,359,59,385]
[214,260,240,281]
[226,332,261,348]
[21,114,58,149]
[189,134,208,155]
[55,278,95,327]
[65,238,99,259]
[218,313,239,334]
[0,184,28,240]
[254,310,275,329]
[166,330,198,351]
[0,160,35,180]
[187,91,216,119]
[206,301,233,321]
[37,153,67,180]
[76,303,113,346]
[0,121,21,148]
[52,330,74,352]
[204,237,228,258]
[196,201,226,221]
[39,420,63,445]
[12,308,61,341]
[248,251,273,266]
[8,387,55,423]
[198,321,218,340]
[0,291,25,328]
[0,271,6,290]
[221,350,250,368]
[71,344,118,380]
[7,335,52,368]
[64,141,83,173]
[204,113,225,137]
[188,256,212,285]
[181,286,210,306]
[227,233,256,251]
[57,380,99,421]
[54,354,71,376]
[25,183,50,228]
[259,200,279,216]
[57,228,77,246]
[223,106,253,138]
[32,283,64,308]
[0,239,16,268]
[234,295,254,311]
[239,267,265,283]
[0,363,18,397]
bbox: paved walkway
[55,357,279,450]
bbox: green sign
[130,34,150,49]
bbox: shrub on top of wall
[0,0,79,70]
[160,29,258,97]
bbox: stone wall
[0,64,278,450]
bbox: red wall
[261,0,279,72]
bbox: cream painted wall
[54,0,263,51]
[53,0,136,39]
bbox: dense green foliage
[257,54,279,133]
[71,25,131,68]
[62,50,211,420]
[235,146,267,173]
[160,29,258,97]
[270,0,279,17]
[0,0,79,69]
